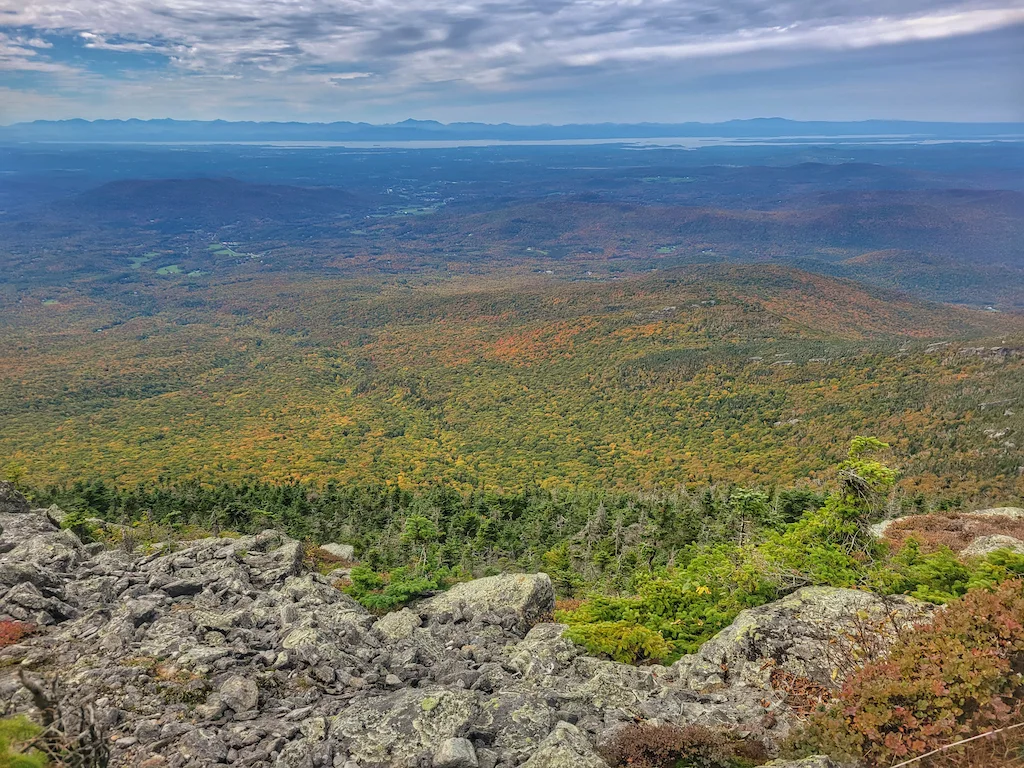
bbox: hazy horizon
[6,116,1024,127]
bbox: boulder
[503,623,580,679]
[762,758,843,768]
[374,608,422,642]
[0,481,29,514]
[672,586,934,692]
[418,573,554,633]
[520,722,609,768]
[319,543,356,561]
[867,517,902,538]
[971,506,1024,519]
[962,534,1024,558]
[219,675,259,713]
[433,737,478,768]
[330,688,479,767]
[0,508,60,540]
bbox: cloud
[561,7,1024,66]
[0,31,82,73]
[0,0,1021,120]
[4,1,1022,79]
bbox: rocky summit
[0,482,922,768]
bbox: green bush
[559,438,893,662]
[0,716,47,768]
[58,509,100,544]
[871,540,1024,604]
[562,620,672,664]
[342,565,437,612]
[558,545,778,661]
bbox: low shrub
[870,541,1024,604]
[786,579,1024,767]
[562,620,672,664]
[557,545,780,662]
[342,565,438,612]
[0,622,36,649]
[598,722,767,768]
[57,509,100,544]
[885,513,1024,554]
[0,715,47,768]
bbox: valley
[1,123,1024,768]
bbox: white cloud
[561,7,1024,65]
[0,0,1021,119]
[0,32,82,73]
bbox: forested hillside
[3,265,1022,499]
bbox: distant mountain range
[3,117,1024,143]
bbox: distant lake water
[27,135,1024,149]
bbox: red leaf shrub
[0,620,36,648]
[787,579,1024,767]
[598,722,767,768]
[885,513,1024,555]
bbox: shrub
[342,565,437,612]
[598,723,733,768]
[870,540,1024,604]
[558,545,778,662]
[559,439,897,663]
[0,622,36,649]
[562,620,672,664]
[58,510,99,544]
[786,579,1024,767]
[885,513,1024,554]
[0,715,47,768]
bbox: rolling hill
[1,264,1021,498]
[2,174,1021,306]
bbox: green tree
[401,514,440,567]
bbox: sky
[1,0,1022,124]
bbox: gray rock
[43,504,68,526]
[971,506,1024,519]
[220,675,260,713]
[0,481,29,514]
[418,573,554,633]
[374,608,422,642]
[519,722,609,768]
[433,737,478,768]
[179,728,229,763]
[672,586,934,691]
[962,534,1024,557]
[319,543,356,561]
[331,688,479,767]
[867,517,903,538]
[503,624,579,679]
[762,757,843,768]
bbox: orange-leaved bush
[0,621,35,649]
[598,722,768,768]
[787,579,1024,767]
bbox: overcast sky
[1,0,1022,124]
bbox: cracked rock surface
[1,486,875,767]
